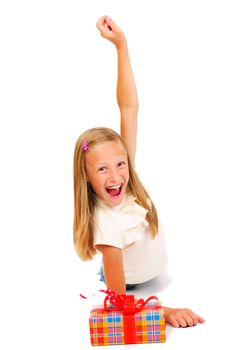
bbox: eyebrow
[95,158,127,167]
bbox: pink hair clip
[82,138,89,152]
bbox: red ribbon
[99,288,161,314]
[90,289,162,344]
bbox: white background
[0,0,232,349]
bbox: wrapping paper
[89,290,166,346]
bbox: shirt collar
[96,193,136,213]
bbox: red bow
[99,288,161,314]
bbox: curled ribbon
[80,288,161,314]
[99,288,161,314]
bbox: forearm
[103,257,126,294]
[116,42,139,110]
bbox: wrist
[163,306,174,318]
[115,37,128,51]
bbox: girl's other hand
[163,307,205,328]
[96,15,127,50]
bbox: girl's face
[85,141,130,207]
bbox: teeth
[107,184,121,189]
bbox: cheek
[89,174,105,189]
[85,167,99,185]
[124,169,130,182]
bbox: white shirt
[94,194,168,284]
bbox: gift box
[89,289,166,346]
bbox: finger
[166,315,180,328]
[103,21,112,32]
[96,15,112,30]
[105,16,119,32]
[182,314,194,327]
[96,15,107,27]
[96,18,113,37]
[196,315,205,324]
[176,315,188,328]
[96,15,108,31]
[186,311,205,325]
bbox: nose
[108,168,121,183]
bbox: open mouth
[106,184,123,198]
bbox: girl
[73,15,205,328]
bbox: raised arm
[117,40,139,167]
[96,16,139,166]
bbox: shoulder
[95,203,122,230]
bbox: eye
[118,161,126,167]
[98,167,106,172]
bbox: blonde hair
[73,127,159,260]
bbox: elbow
[118,95,139,111]
[119,103,139,113]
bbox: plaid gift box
[89,289,166,346]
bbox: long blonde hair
[73,127,158,260]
